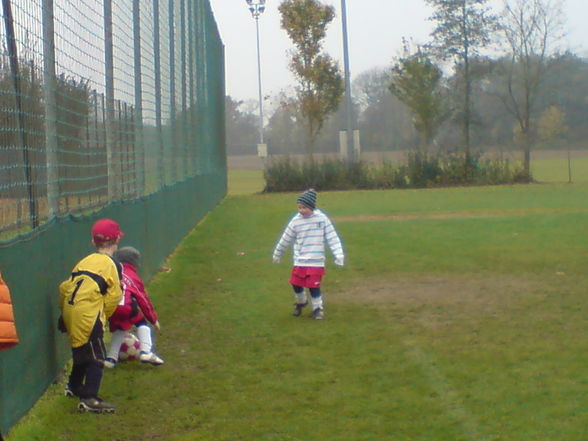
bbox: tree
[352,67,392,114]
[279,0,344,157]
[497,0,566,176]
[389,42,446,151]
[352,67,416,152]
[537,105,567,147]
[425,0,497,173]
[224,95,258,155]
[543,53,588,144]
[538,104,570,182]
[265,93,305,155]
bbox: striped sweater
[273,209,344,267]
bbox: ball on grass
[118,333,141,361]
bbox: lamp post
[246,0,266,146]
[340,0,354,161]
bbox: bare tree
[352,67,391,113]
[351,68,416,152]
[425,0,497,175]
[498,0,566,176]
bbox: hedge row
[263,152,531,192]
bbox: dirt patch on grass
[339,273,544,305]
[334,208,588,223]
[334,273,564,331]
[335,273,569,333]
[344,275,542,304]
[337,272,587,339]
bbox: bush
[263,153,532,193]
[406,151,443,187]
[369,161,409,189]
[263,156,304,192]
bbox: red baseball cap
[91,218,124,242]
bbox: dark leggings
[68,360,104,399]
[68,318,106,399]
[292,284,321,298]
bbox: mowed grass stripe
[403,338,487,441]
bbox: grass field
[6,160,588,440]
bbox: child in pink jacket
[105,247,164,367]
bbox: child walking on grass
[105,246,164,367]
[272,189,345,320]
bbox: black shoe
[292,301,308,317]
[78,397,115,414]
[312,308,324,320]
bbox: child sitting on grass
[104,246,164,367]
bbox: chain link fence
[0,0,225,242]
[0,0,225,434]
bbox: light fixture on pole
[246,0,266,147]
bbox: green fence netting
[0,0,226,434]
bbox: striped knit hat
[297,188,317,209]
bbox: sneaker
[312,308,324,320]
[139,351,164,366]
[64,384,78,398]
[78,397,115,414]
[103,357,117,369]
[292,301,308,317]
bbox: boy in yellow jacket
[59,219,123,413]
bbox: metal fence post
[168,0,177,183]
[197,0,206,173]
[187,0,195,176]
[180,0,188,179]
[1,0,37,228]
[42,0,59,219]
[103,0,117,201]
[133,0,145,196]
[152,0,164,187]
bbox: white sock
[137,325,153,354]
[311,296,323,311]
[107,330,126,361]
[295,291,307,304]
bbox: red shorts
[289,266,325,288]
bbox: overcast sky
[209,0,588,102]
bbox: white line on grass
[403,338,488,441]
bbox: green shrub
[263,153,532,192]
[406,151,443,187]
[263,156,304,192]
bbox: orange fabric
[0,271,19,351]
